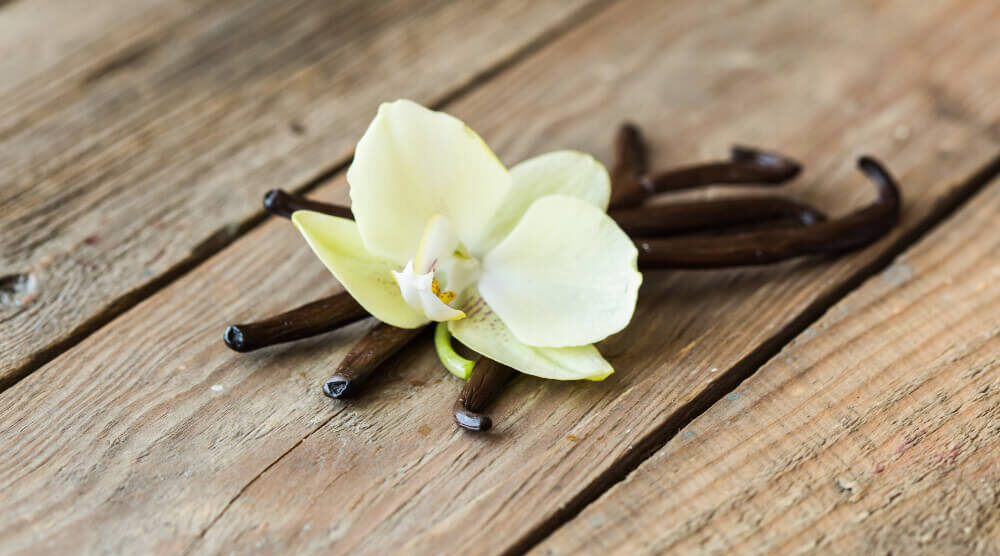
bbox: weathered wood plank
[532,181,1000,556]
[1,0,999,554]
[0,0,175,96]
[194,1,1000,554]
[0,0,602,386]
[1,2,133,93]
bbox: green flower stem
[435,322,475,380]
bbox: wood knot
[0,273,39,306]
[833,476,863,502]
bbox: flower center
[392,215,480,322]
[431,279,457,304]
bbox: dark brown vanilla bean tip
[729,145,797,168]
[223,325,250,352]
[323,376,352,399]
[453,400,492,431]
[730,145,802,178]
[263,189,294,218]
[608,123,653,210]
[323,323,425,399]
[223,292,369,353]
[618,122,642,138]
[614,122,649,175]
[453,357,515,432]
[263,189,353,220]
[857,156,901,204]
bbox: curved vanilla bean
[611,196,826,236]
[323,323,425,398]
[646,146,802,195]
[263,189,353,219]
[608,123,653,210]
[454,357,515,432]
[224,292,368,352]
[635,157,901,268]
[606,123,802,209]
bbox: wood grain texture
[2,0,1000,554]
[533,180,1000,556]
[0,0,601,386]
[0,0,174,96]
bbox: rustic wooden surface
[2,0,999,554]
[533,176,1000,556]
[0,0,601,386]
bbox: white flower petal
[414,215,459,274]
[437,255,480,301]
[449,293,613,381]
[347,99,510,262]
[511,151,610,208]
[392,261,465,322]
[291,211,429,328]
[479,194,641,347]
[478,150,611,253]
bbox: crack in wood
[0,0,617,395]
[179,150,1000,556]
[510,151,1000,556]
[6,1,1000,552]
[184,417,332,553]
[82,42,158,85]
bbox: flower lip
[392,261,465,322]
[391,214,480,322]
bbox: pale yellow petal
[292,211,428,328]
[478,150,610,253]
[347,99,510,262]
[449,292,613,381]
[479,194,641,347]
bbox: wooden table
[2,1,999,554]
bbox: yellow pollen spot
[431,278,457,305]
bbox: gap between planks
[0,0,617,393]
[511,150,1000,555]
[155,0,1000,551]
[186,150,1000,555]
[528,171,1000,555]
[5,0,1000,553]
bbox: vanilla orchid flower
[292,100,641,380]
